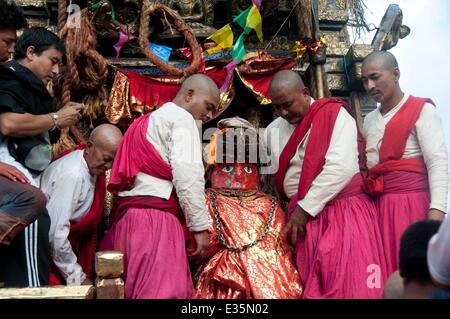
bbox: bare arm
[0,112,54,137]
[0,102,84,138]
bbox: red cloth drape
[379,96,434,163]
[122,64,230,114]
[68,174,106,281]
[365,96,434,196]
[236,59,296,104]
[275,98,362,203]
[108,112,182,224]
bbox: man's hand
[55,102,84,129]
[188,230,209,260]
[428,208,445,221]
[0,162,30,183]
[282,205,311,245]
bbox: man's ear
[185,89,194,102]
[302,86,310,96]
[26,46,35,60]
[394,67,400,82]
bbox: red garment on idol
[194,190,303,299]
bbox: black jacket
[0,60,60,174]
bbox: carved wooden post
[345,44,376,124]
[371,4,410,51]
[295,0,314,38]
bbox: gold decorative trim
[235,69,271,105]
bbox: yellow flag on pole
[246,5,263,42]
[205,24,234,54]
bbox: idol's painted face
[210,162,259,191]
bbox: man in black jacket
[0,0,41,244]
[0,26,84,287]
[0,0,50,274]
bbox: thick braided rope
[139,1,202,76]
[56,2,109,150]
[60,9,108,92]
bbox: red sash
[108,112,182,223]
[365,96,434,196]
[68,175,106,281]
[275,98,365,202]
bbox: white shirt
[427,214,450,286]
[265,104,360,217]
[363,94,449,212]
[118,102,209,232]
[0,135,40,186]
[264,116,296,172]
[40,150,96,285]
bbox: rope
[54,1,109,155]
[296,0,313,38]
[139,0,202,76]
[57,0,67,34]
[265,0,301,50]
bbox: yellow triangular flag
[247,5,263,42]
[206,24,234,54]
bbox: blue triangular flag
[149,42,172,64]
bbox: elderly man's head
[174,73,220,123]
[84,124,123,176]
[0,0,27,65]
[269,70,311,125]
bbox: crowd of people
[0,0,449,299]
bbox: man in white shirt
[266,70,386,298]
[361,51,448,275]
[40,124,123,286]
[100,74,220,299]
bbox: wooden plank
[0,285,95,299]
[371,4,403,51]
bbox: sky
[351,0,450,209]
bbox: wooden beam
[371,4,402,51]
[0,285,95,299]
